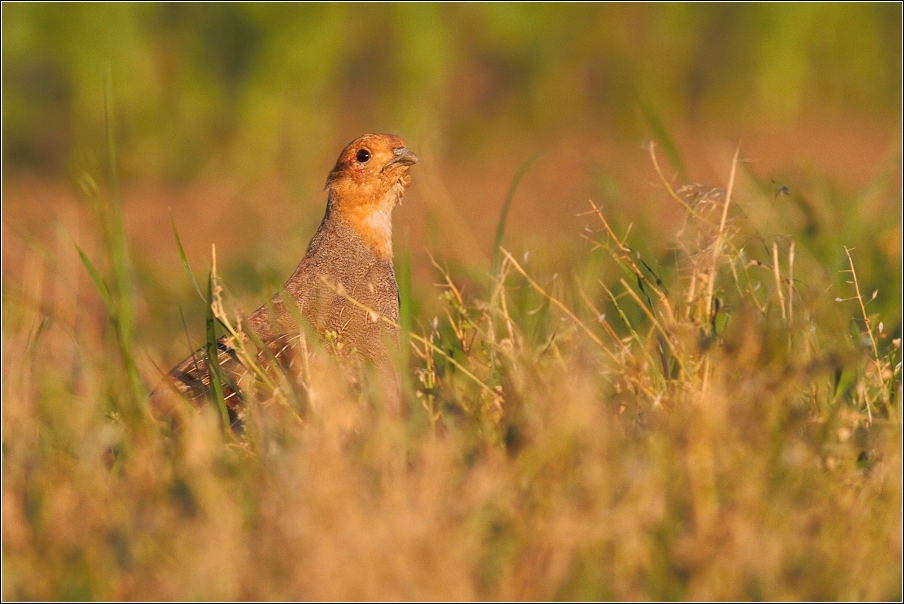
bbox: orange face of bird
[325,133,419,206]
[325,133,418,259]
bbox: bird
[150,133,418,426]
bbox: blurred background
[2,7,902,600]
[3,3,901,361]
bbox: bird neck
[327,188,396,260]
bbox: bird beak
[386,147,419,169]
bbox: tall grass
[74,73,148,424]
[2,142,900,600]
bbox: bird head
[324,134,418,258]
[325,133,418,202]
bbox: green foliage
[2,4,900,179]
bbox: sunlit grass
[2,142,901,600]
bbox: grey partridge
[151,133,417,423]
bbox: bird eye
[356,149,371,163]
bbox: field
[3,4,902,600]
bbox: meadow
[3,4,901,600]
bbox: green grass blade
[103,69,134,342]
[101,70,147,409]
[599,279,664,385]
[76,245,113,311]
[639,101,686,180]
[170,213,205,302]
[178,305,204,381]
[396,229,415,379]
[492,150,543,276]
[206,270,232,432]
[24,315,50,360]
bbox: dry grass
[2,145,901,601]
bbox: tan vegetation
[3,142,900,600]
